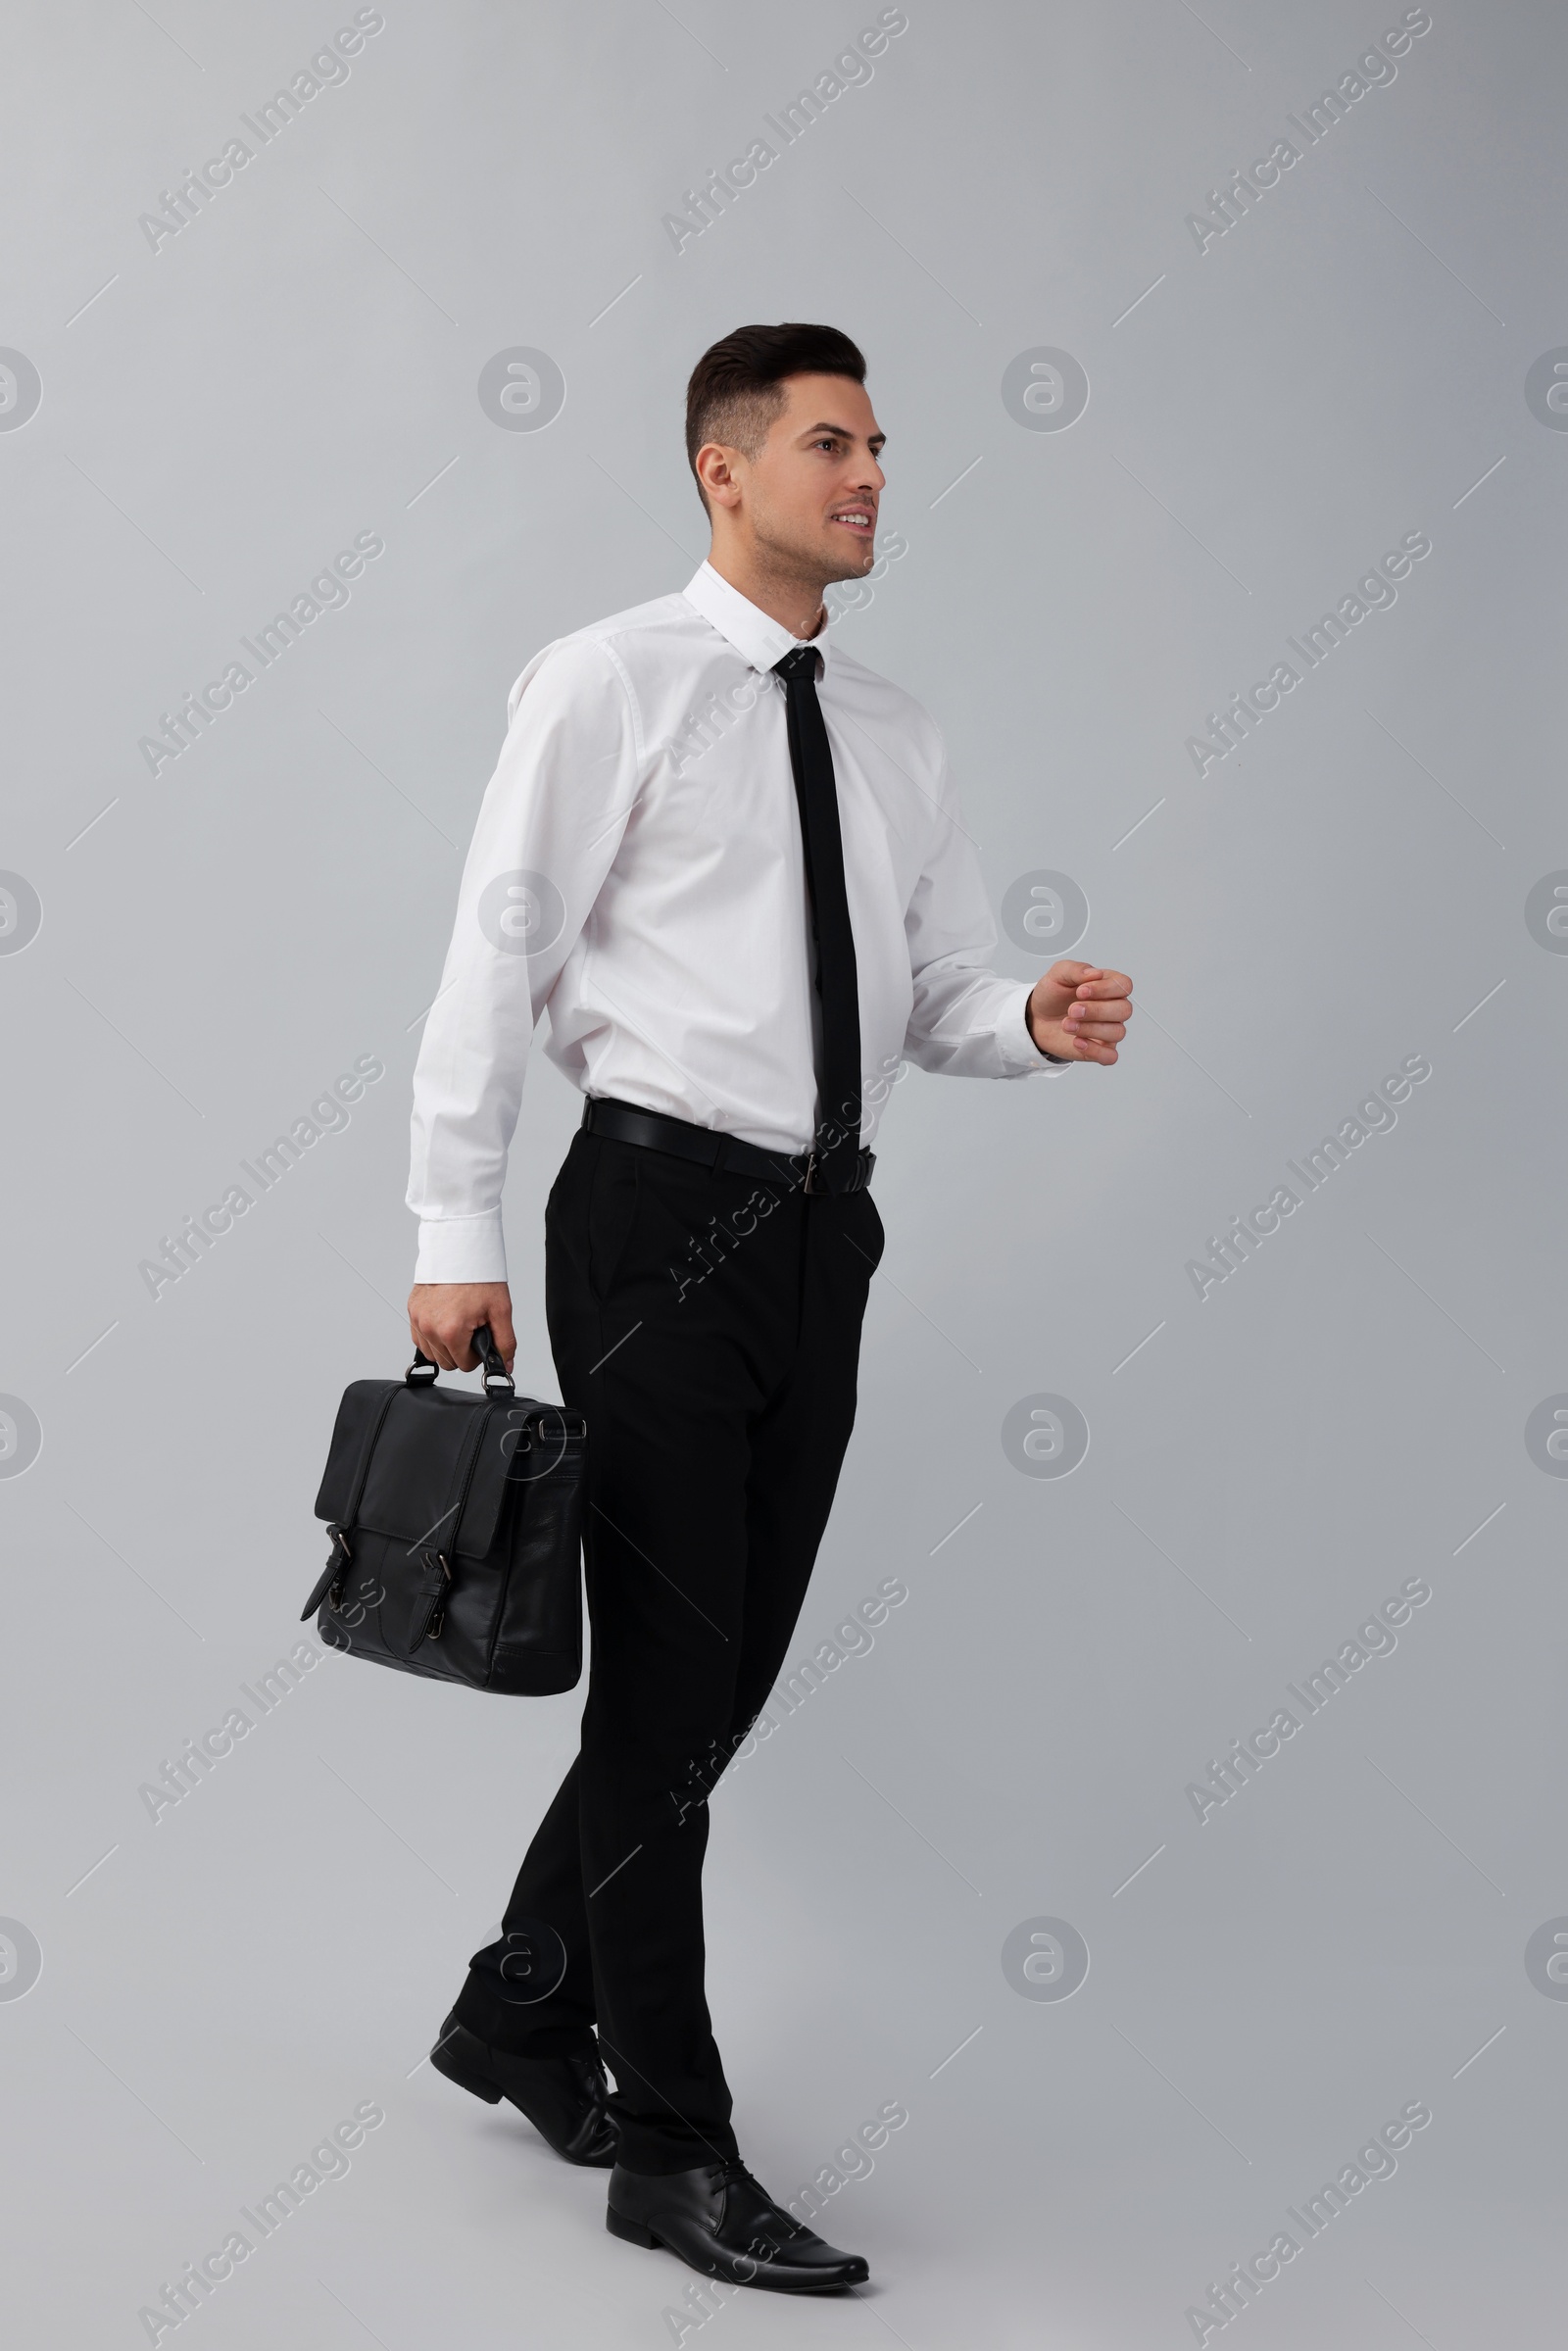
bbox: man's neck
[704,548,826,642]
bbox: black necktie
[772,645,862,1192]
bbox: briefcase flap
[314,1382,494,1556]
[316,1381,580,1563]
[314,1380,398,1527]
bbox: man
[406,322,1133,2291]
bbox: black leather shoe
[429,2013,616,2167]
[606,2158,870,2291]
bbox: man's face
[718,372,886,587]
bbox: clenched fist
[406,1281,516,1373]
[1026,960,1134,1065]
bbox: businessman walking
[406,322,1133,2291]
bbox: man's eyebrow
[799,420,887,448]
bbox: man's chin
[821,528,877,581]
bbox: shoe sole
[606,2205,661,2248]
[605,2202,866,2290]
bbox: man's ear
[696,443,743,513]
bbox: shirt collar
[682,561,832,677]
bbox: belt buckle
[802,1149,821,1195]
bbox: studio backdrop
[2,2,1563,2344]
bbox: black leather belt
[581,1095,875,1195]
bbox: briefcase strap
[300,1528,353,1623]
[407,1324,515,1394]
[407,1550,452,1650]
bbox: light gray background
[3,2,1564,2343]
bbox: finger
[1065,1000,1130,1028]
[1074,971,1131,999]
[489,1303,518,1372]
[416,1326,460,1372]
[1050,960,1102,988]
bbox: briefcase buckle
[324,1524,352,1611]
[422,1549,453,1643]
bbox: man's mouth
[829,507,875,532]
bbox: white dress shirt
[408,561,1060,1282]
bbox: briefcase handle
[406,1323,515,1396]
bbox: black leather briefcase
[300,1328,586,1694]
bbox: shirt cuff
[413,1210,508,1285]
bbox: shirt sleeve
[407,637,643,1282]
[902,741,1068,1080]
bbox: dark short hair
[685,322,866,510]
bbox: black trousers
[452,1125,884,2174]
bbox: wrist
[1025,990,1072,1064]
